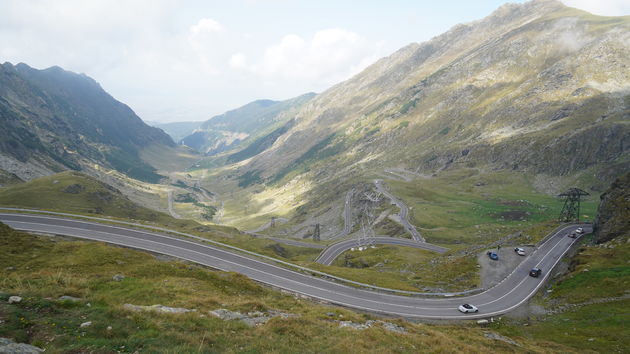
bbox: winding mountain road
[0,212,589,319]
[315,237,449,265]
[374,180,424,242]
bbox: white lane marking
[317,238,447,265]
[9,221,585,319]
[477,232,567,307]
[474,234,583,318]
[2,215,579,304]
[3,215,585,307]
[9,223,455,313]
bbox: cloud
[229,53,248,69]
[561,0,630,16]
[190,18,225,34]
[187,19,228,75]
[237,28,383,86]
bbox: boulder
[0,337,44,353]
[209,309,245,321]
[594,172,630,243]
[112,274,125,282]
[80,321,92,328]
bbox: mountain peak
[0,63,175,182]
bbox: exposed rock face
[0,338,44,353]
[594,172,630,243]
[209,308,295,327]
[337,320,407,334]
[123,304,196,314]
[484,332,520,346]
[7,296,22,304]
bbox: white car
[458,304,479,313]
[514,247,526,256]
[576,227,584,234]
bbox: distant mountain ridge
[147,120,202,142]
[0,62,174,182]
[234,0,629,184]
[181,93,315,155]
[205,0,630,229]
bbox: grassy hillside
[0,171,174,222]
[0,171,322,264]
[0,223,578,353]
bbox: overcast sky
[1,0,628,123]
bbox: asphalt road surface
[0,212,590,319]
[315,237,448,265]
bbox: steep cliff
[594,172,630,243]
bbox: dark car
[568,232,577,238]
[529,268,542,277]
[487,251,499,260]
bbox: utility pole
[313,223,320,241]
[357,190,381,249]
[558,188,589,222]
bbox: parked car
[529,268,542,277]
[576,227,584,234]
[568,232,577,238]
[514,247,526,256]
[487,251,499,260]
[458,303,479,313]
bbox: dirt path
[167,190,181,219]
[373,180,425,242]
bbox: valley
[1,0,629,352]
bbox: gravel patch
[478,246,534,288]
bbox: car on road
[487,251,499,260]
[568,232,577,238]
[529,268,542,277]
[576,227,584,234]
[514,247,526,256]
[458,304,479,313]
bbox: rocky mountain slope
[594,171,630,243]
[0,62,175,183]
[210,0,629,228]
[181,93,315,155]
